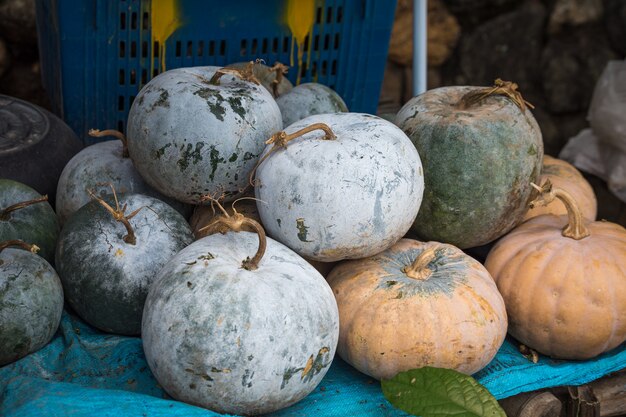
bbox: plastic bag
[560,128,626,203]
[588,60,626,153]
[560,60,626,203]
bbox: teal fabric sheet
[2,310,626,416]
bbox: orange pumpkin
[523,156,597,221]
[327,239,507,380]
[486,181,626,360]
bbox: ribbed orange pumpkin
[523,156,597,222]
[486,182,626,360]
[327,239,507,380]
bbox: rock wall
[378,0,626,158]
[0,0,49,109]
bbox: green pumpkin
[0,240,64,366]
[55,193,193,335]
[0,179,60,264]
[395,83,543,248]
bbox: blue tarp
[2,310,626,416]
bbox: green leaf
[381,367,506,417]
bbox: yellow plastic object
[151,0,183,72]
[286,0,315,84]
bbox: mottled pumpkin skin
[56,140,191,225]
[0,248,63,366]
[327,239,507,380]
[255,113,424,262]
[127,66,282,204]
[395,86,543,248]
[276,83,348,128]
[0,179,59,264]
[485,216,626,359]
[55,194,193,335]
[142,232,339,415]
[523,156,597,221]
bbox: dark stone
[552,112,589,146]
[604,0,626,56]
[442,0,522,29]
[0,0,37,45]
[0,61,50,110]
[0,37,9,79]
[458,2,547,100]
[541,23,617,114]
[531,106,563,157]
[583,173,626,227]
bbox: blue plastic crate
[35,0,397,145]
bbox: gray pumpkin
[142,230,339,415]
[0,179,59,264]
[0,241,63,366]
[126,66,282,204]
[255,113,424,262]
[55,193,193,335]
[276,83,348,128]
[394,84,543,248]
[55,139,191,225]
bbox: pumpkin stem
[402,246,438,280]
[199,199,267,270]
[529,180,590,240]
[269,62,289,97]
[0,239,40,260]
[457,78,534,112]
[87,184,143,245]
[210,60,261,86]
[248,123,336,187]
[0,240,39,254]
[89,129,129,158]
[0,195,49,221]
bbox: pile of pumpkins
[2,61,625,416]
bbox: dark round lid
[0,94,83,207]
[0,95,49,156]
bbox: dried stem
[0,240,40,255]
[88,185,143,245]
[457,78,534,112]
[248,123,336,187]
[269,62,289,97]
[402,246,438,280]
[529,180,590,240]
[89,129,129,157]
[0,195,48,221]
[198,198,267,270]
[210,61,260,85]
